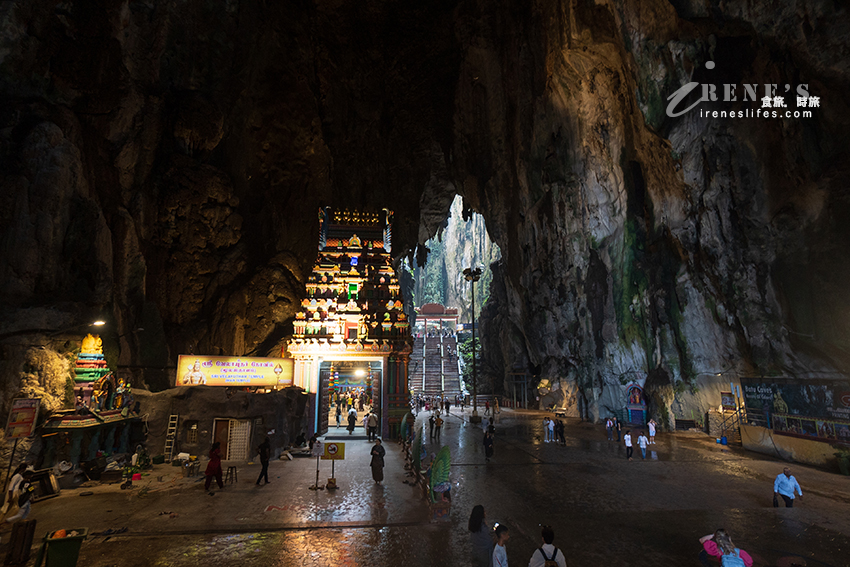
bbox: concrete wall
[741,424,840,468]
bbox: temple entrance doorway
[319,360,383,436]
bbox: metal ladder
[164,414,179,462]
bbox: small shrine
[625,383,647,425]
[38,334,141,467]
[287,208,412,438]
[72,334,133,413]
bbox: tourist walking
[494,398,500,414]
[637,431,649,459]
[434,414,444,443]
[556,419,566,445]
[370,438,386,484]
[547,417,555,443]
[485,400,490,416]
[483,431,494,462]
[624,430,633,461]
[648,419,657,443]
[367,411,378,442]
[205,441,224,493]
[429,413,436,440]
[614,417,621,441]
[347,407,357,435]
[256,437,271,485]
[543,417,551,442]
[335,406,342,428]
[605,418,613,441]
[492,524,510,567]
[446,399,451,414]
[468,505,494,567]
[773,467,803,507]
[698,529,753,567]
[528,525,567,567]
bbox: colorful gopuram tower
[286,208,412,438]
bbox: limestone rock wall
[0,0,847,430]
[446,0,850,423]
[0,0,458,394]
[136,386,309,460]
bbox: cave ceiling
[0,0,848,415]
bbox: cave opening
[408,194,501,399]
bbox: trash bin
[34,528,87,567]
[720,436,728,445]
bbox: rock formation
[0,0,847,430]
[413,195,500,323]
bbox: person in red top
[205,441,224,494]
[698,529,753,567]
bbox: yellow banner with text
[176,355,294,387]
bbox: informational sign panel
[321,442,345,460]
[741,378,850,445]
[720,392,737,411]
[177,355,294,387]
[5,398,40,439]
[311,440,323,458]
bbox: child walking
[492,524,510,567]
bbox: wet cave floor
[14,409,850,567]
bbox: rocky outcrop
[0,0,847,431]
[413,195,500,323]
[447,0,850,423]
[136,386,308,460]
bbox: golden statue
[773,392,789,414]
[81,334,103,354]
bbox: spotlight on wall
[355,369,366,377]
[93,321,106,326]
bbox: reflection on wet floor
[49,410,850,567]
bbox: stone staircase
[410,334,463,397]
[423,338,443,394]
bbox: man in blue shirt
[773,467,803,507]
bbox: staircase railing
[719,407,746,443]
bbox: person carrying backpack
[528,525,567,567]
[698,529,753,567]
